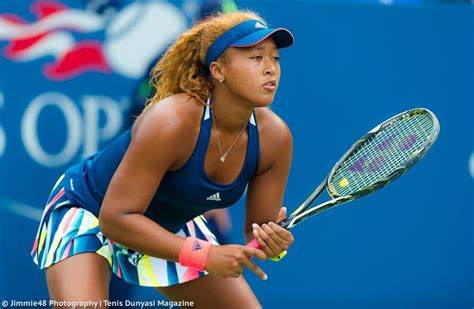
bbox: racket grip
[246,239,263,250]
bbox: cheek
[275,63,281,78]
[228,66,257,88]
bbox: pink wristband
[178,237,212,271]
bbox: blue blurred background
[0,0,472,308]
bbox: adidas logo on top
[206,192,221,202]
[255,21,267,29]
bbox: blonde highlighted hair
[147,11,265,107]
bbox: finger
[242,246,267,261]
[252,224,275,257]
[236,265,244,276]
[240,256,268,281]
[235,264,246,278]
[276,207,287,223]
[227,262,243,278]
[265,223,292,251]
[252,226,272,254]
[252,228,268,252]
[259,223,282,254]
[230,271,241,278]
[269,222,294,243]
[255,223,281,256]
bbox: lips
[263,80,277,91]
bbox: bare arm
[99,101,189,262]
[244,112,294,257]
[98,98,268,279]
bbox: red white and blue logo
[0,0,187,80]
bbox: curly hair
[147,11,265,107]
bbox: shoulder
[254,108,293,174]
[133,93,203,135]
[255,107,292,148]
[129,93,204,168]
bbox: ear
[209,61,225,83]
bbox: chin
[252,95,275,108]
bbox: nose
[264,58,276,76]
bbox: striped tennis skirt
[31,174,219,287]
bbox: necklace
[210,107,249,163]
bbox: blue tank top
[64,105,260,232]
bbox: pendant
[220,155,226,162]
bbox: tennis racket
[247,107,440,249]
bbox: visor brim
[230,28,295,48]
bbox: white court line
[0,195,42,221]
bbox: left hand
[251,207,294,259]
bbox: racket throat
[284,195,354,229]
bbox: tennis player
[31,11,295,308]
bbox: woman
[31,11,295,308]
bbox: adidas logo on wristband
[192,240,202,251]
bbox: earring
[219,79,224,83]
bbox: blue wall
[1,0,473,308]
[231,1,473,308]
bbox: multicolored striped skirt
[31,174,219,287]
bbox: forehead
[229,37,279,54]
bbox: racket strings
[365,115,429,185]
[366,116,421,180]
[330,113,434,196]
[334,114,433,194]
[344,114,432,188]
[374,115,431,179]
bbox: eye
[251,55,263,60]
[273,56,280,61]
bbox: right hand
[205,245,268,280]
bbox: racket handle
[246,239,263,250]
[245,238,287,262]
[245,219,291,252]
[245,220,292,258]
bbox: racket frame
[280,108,440,230]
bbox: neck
[210,87,253,133]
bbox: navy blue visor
[205,20,294,69]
